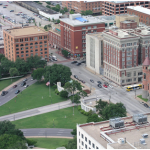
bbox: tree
[66,135,77,149]
[59,90,68,98]
[79,90,87,99]
[70,92,81,104]
[56,4,60,11]
[48,18,51,22]
[87,113,103,123]
[46,1,51,5]
[26,139,37,146]
[70,10,74,14]
[71,128,76,135]
[57,19,60,23]
[9,68,19,77]
[81,10,93,16]
[64,7,68,12]
[62,49,69,58]
[52,18,54,22]
[102,103,127,120]
[32,68,44,81]
[39,22,41,26]
[44,25,47,30]
[0,66,2,79]
[0,54,5,62]
[47,24,51,28]
[60,9,65,14]
[44,64,72,86]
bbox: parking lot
[0,1,50,28]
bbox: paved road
[21,128,73,138]
[0,100,74,122]
[0,76,36,106]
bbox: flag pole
[49,73,51,97]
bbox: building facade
[127,6,150,26]
[3,26,49,61]
[62,1,102,14]
[0,40,4,54]
[86,33,103,74]
[120,20,137,29]
[102,1,150,16]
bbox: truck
[52,55,57,61]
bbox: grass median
[28,138,70,149]
[0,78,21,91]
[13,106,87,129]
[0,81,68,117]
[137,95,148,102]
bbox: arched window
[39,42,42,44]
[30,50,33,52]
[21,51,24,53]
[35,49,38,52]
[35,42,38,45]
[30,43,33,45]
[20,44,24,46]
[25,43,28,46]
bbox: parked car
[24,85,29,88]
[10,10,14,12]
[21,82,26,87]
[1,91,8,96]
[13,85,17,88]
[104,82,109,86]
[0,3,3,5]
[3,6,7,8]
[80,60,86,63]
[97,81,102,84]
[143,103,149,108]
[103,84,108,88]
[82,80,85,84]
[109,85,113,89]
[76,63,81,66]
[15,90,20,94]
[97,84,102,88]
[74,75,78,79]
[90,79,94,83]
[23,78,28,82]
[31,78,34,81]
[71,61,77,64]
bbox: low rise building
[3,26,49,61]
[127,6,150,26]
[86,32,103,75]
[120,20,137,29]
[77,113,150,149]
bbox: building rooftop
[143,57,150,66]
[127,6,150,15]
[79,113,150,149]
[60,14,105,27]
[110,1,132,4]
[5,26,47,37]
[22,1,58,14]
[96,15,115,21]
[87,32,103,39]
[116,14,138,18]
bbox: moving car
[24,85,29,88]
[97,84,102,88]
[76,63,81,66]
[1,91,8,96]
[52,55,57,61]
[10,10,14,12]
[104,82,109,86]
[97,81,102,84]
[3,6,7,8]
[80,60,86,63]
[31,78,34,81]
[13,85,17,88]
[103,84,108,88]
[143,103,149,108]
[90,79,94,83]
[21,82,26,87]
[23,78,28,82]
[0,3,3,5]
[15,90,20,94]
[71,61,77,64]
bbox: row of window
[17,54,48,57]
[16,48,47,53]
[82,26,97,30]
[16,42,47,47]
[15,36,47,42]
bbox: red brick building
[120,20,137,29]
[62,1,102,14]
[102,1,150,16]
[3,26,49,61]
[142,57,150,99]
[49,14,105,57]
[127,6,150,26]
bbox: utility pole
[135,89,136,98]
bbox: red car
[103,84,108,88]
[13,85,17,88]
[5,5,8,6]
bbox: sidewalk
[0,74,31,95]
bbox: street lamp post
[135,89,136,98]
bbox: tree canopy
[70,10,74,14]
[9,68,19,77]
[32,68,44,81]
[0,54,5,62]
[44,64,72,86]
[81,10,93,16]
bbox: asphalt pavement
[21,128,73,138]
[0,76,36,106]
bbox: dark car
[15,90,20,94]
[71,61,77,64]
[104,82,109,86]
[74,75,78,79]
[97,81,102,84]
[82,80,85,84]
[144,103,149,108]
[23,78,28,82]
[13,85,17,88]
[97,84,102,88]
[21,82,26,87]
[3,6,7,8]
[0,3,3,5]
[1,91,8,96]
[76,63,81,66]
[90,79,94,83]
[80,60,86,63]
[10,10,14,12]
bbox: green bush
[52,85,57,89]
[26,139,37,146]
[59,90,68,98]
[55,89,59,95]
[78,105,81,111]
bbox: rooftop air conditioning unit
[118,138,125,144]
[142,134,148,138]
[109,118,124,129]
[133,114,147,124]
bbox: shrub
[52,85,57,89]
[26,139,37,146]
[78,105,81,111]
[55,89,59,95]
[59,90,68,98]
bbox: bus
[126,84,142,92]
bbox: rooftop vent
[118,138,125,144]
[140,139,147,145]
[133,114,147,124]
[109,118,124,129]
[142,134,148,138]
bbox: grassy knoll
[13,106,87,129]
[28,138,70,149]
[0,82,68,116]
[137,95,148,102]
[0,78,21,91]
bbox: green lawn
[28,138,70,149]
[137,95,148,102]
[0,78,21,91]
[13,106,87,129]
[0,82,68,117]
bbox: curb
[25,136,73,139]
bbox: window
[21,51,24,53]
[89,140,91,145]
[138,72,143,76]
[85,137,87,142]
[127,72,131,77]
[26,47,28,49]
[79,132,80,136]
[93,25,97,29]
[92,143,95,148]
[81,134,84,139]
[35,53,38,55]
[134,42,136,45]
[79,139,80,143]
[45,52,47,54]
[82,27,86,30]
[88,26,91,29]
[17,55,19,57]
[44,36,47,39]
[15,39,18,42]
[35,49,38,52]
[16,45,19,47]
[26,54,29,56]
[126,79,132,82]
[44,48,47,50]
[20,38,23,42]
[134,71,136,76]
[16,52,19,54]
[82,141,84,146]
[96,146,99,149]
[21,55,24,57]
[127,43,132,46]
[39,36,42,39]
[40,42,42,44]
[45,55,47,58]
[85,144,87,149]
[21,48,24,50]
[26,51,28,53]
[31,50,33,52]
[34,37,38,41]
[35,46,38,48]
[16,48,19,51]
[30,37,33,41]
[35,42,38,45]
[30,43,33,45]
[44,41,47,43]
[25,43,28,46]
[40,52,43,54]
[44,44,47,47]
[144,73,146,79]
[30,46,33,49]
[31,53,33,56]
[25,38,28,41]
[121,44,125,47]
[40,49,43,51]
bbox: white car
[24,85,29,88]
[109,85,113,89]
[31,78,33,81]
